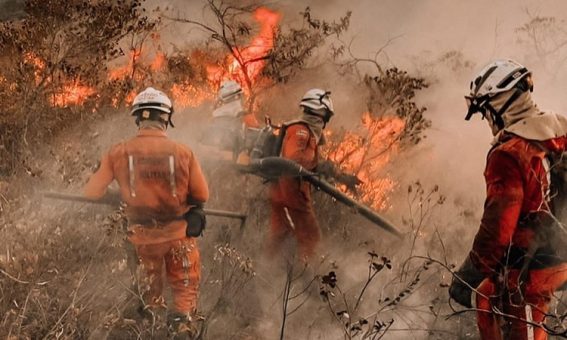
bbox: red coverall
[470,132,567,340]
[269,123,320,260]
[84,128,209,314]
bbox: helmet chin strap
[167,113,175,128]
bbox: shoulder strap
[275,120,316,156]
[273,122,293,157]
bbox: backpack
[537,143,567,262]
[247,120,307,160]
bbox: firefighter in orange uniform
[84,87,209,334]
[269,89,352,261]
[465,60,567,340]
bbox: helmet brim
[131,105,171,115]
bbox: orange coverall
[84,128,209,314]
[470,133,567,340]
[269,123,320,260]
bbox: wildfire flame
[50,82,97,108]
[206,7,281,93]
[22,52,97,107]
[324,113,405,211]
[23,52,46,84]
[108,48,143,81]
[150,51,166,72]
[13,6,281,113]
[170,83,214,109]
[104,7,280,110]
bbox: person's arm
[187,151,209,205]
[317,160,362,191]
[469,149,524,276]
[83,152,114,199]
[184,151,209,237]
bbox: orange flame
[324,113,405,211]
[27,7,280,111]
[170,83,214,108]
[150,51,166,72]
[109,48,142,81]
[22,52,97,107]
[23,52,46,84]
[50,81,96,107]
[207,7,281,94]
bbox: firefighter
[268,89,360,261]
[83,87,209,336]
[213,79,258,128]
[200,80,259,162]
[464,59,567,339]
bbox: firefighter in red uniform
[84,87,209,336]
[269,89,359,261]
[464,59,567,340]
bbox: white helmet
[218,80,243,103]
[131,87,173,114]
[299,88,334,122]
[131,87,175,127]
[465,59,532,125]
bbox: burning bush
[0,0,156,176]
[320,68,429,211]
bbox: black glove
[184,207,207,237]
[449,256,484,308]
[338,173,363,192]
[317,160,337,179]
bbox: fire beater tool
[42,191,247,228]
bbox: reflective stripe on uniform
[284,207,295,230]
[543,156,551,203]
[128,154,136,197]
[525,304,534,340]
[182,245,190,287]
[169,155,177,197]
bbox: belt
[129,215,185,227]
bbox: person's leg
[290,207,321,261]
[164,238,201,315]
[268,202,292,257]
[502,294,542,340]
[505,264,567,340]
[476,278,503,340]
[135,243,167,310]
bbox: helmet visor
[464,95,488,120]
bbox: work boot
[167,312,198,339]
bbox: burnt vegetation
[263,7,352,83]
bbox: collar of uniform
[137,128,167,137]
